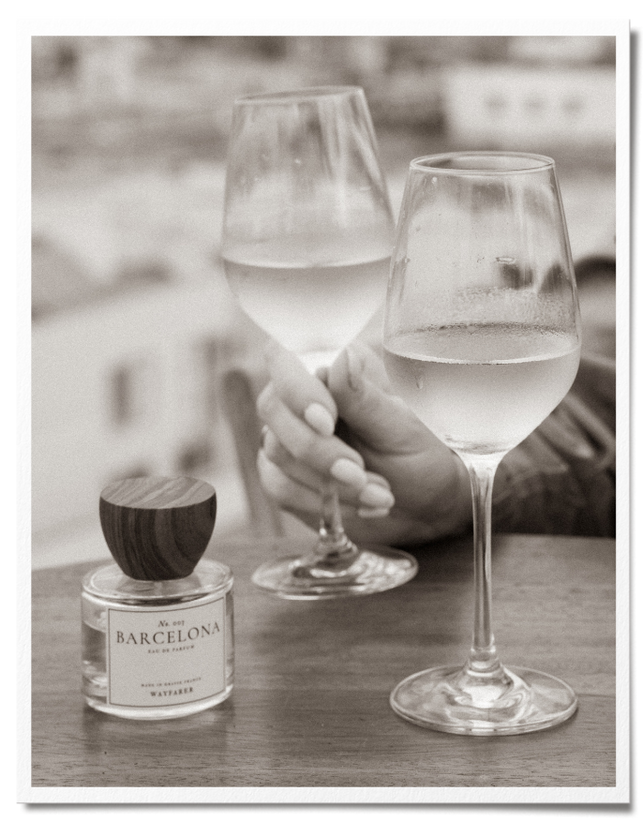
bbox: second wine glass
[383,152,582,734]
[221,86,418,599]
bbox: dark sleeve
[492,352,616,537]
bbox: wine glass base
[251,545,418,600]
[390,664,578,736]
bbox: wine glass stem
[316,480,358,561]
[459,452,505,678]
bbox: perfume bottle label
[106,596,226,709]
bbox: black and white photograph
[20,20,630,807]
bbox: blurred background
[31,34,617,568]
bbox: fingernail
[330,458,367,487]
[365,472,391,490]
[358,506,391,518]
[304,403,335,436]
[359,483,395,509]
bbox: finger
[257,450,372,520]
[258,449,321,514]
[358,473,395,512]
[258,452,392,527]
[329,344,430,454]
[256,382,367,477]
[262,428,325,492]
[262,429,395,510]
[265,339,337,432]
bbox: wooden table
[28,532,620,800]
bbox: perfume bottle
[81,476,234,720]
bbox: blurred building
[31,279,244,534]
[32,35,616,164]
[31,149,258,538]
[442,62,615,151]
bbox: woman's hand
[256,339,471,546]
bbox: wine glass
[383,152,582,734]
[221,86,418,599]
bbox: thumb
[329,343,428,454]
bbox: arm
[493,353,616,537]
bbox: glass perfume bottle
[81,476,234,720]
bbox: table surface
[30,531,617,792]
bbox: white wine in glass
[383,152,582,734]
[222,86,418,599]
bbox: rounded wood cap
[99,477,217,580]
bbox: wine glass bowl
[221,86,418,598]
[223,86,396,372]
[383,152,582,734]
[385,152,581,458]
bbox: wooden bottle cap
[99,477,217,581]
